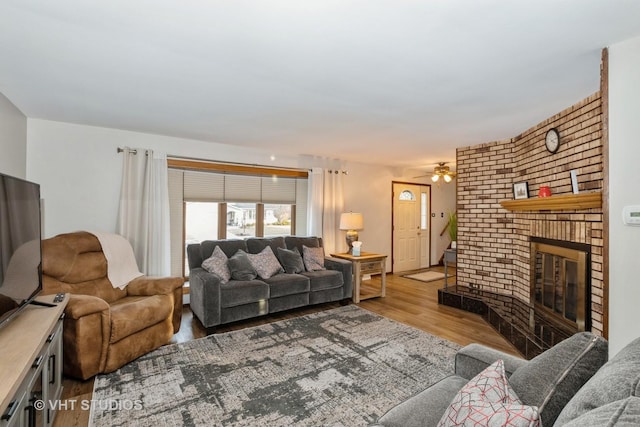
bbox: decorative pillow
[302,245,326,271]
[438,360,541,427]
[227,250,258,281]
[276,247,305,274]
[246,246,283,279]
[201,245,231,283]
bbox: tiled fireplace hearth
[440,237,592,358]
[446,92,605,358]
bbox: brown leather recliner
[41,231,183,380]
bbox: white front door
[393,183,430,273]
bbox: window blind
[183,170,224,201]
[262,176,296,204]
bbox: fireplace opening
[530,237,591,336]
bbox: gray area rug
[91,305,460,426]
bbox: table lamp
[339,212,364,254]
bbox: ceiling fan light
[431,174,439,182]
[444,174,452,183]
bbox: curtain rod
[116,148,348,174]
[116,148,304,171]
[117,147,136,154]
[167,154,310,173]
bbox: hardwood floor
[52,268,518,427]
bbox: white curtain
[116,147,171,276]
[307,168,324,238]
[306,167,344,254]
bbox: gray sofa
[187,236,353,330]
[375,332,640,426]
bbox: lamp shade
[339,212,364,230]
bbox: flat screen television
[0,172,43,329]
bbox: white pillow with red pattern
[438,359,541,427]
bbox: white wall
[340,163,455,270]
[430,181,457,265]
[26,119,455,271]
[0,92,27,178]
[608,36,640,356]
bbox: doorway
[392,182,431,273]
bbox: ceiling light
[431,162,456,184]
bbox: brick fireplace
[443,92,605,357]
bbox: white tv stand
[0,294,67,427]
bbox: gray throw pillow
[227,250,258,281]
[277,247,305,274]
[555,335,640,425]
[302,245,326,271]
[508,332,608,427]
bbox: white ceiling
[1,1,640,169]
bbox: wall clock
[545,128,560,154]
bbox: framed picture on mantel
[513,182,529,200]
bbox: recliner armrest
[455,343,527,380]
[126,276,184,296]
[62,294,111,380]
[64,294,110,319]
[126,276,184,334]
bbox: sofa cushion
[276,247,305,274]
[508,332,608,427]
[201,245,231,283]
[246,236,286,255]
[438,360,540,427]
[302,245,326,271]
[263,273,310,298]
[220,280,269,308]
[228,250,258,281]
[246,246,283,279]
[302,269,343,291]
[555,335,640,425]
[109,294,172,343]
[200,239,248,261]
[562,397,640,427]
[284,236,320,255]
[376,375,469,427]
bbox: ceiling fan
[414,162,457,183]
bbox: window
[264,204,292,237]
[421,192,428,230]
[184,202,219,275]
[227,203,257,238]
[399,190,415,201]
[168,161,308,277]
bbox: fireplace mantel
[500,192,602,212]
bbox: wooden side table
[331,252,387,303]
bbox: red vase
[538,186,552,198]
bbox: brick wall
[456,92,604,336]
